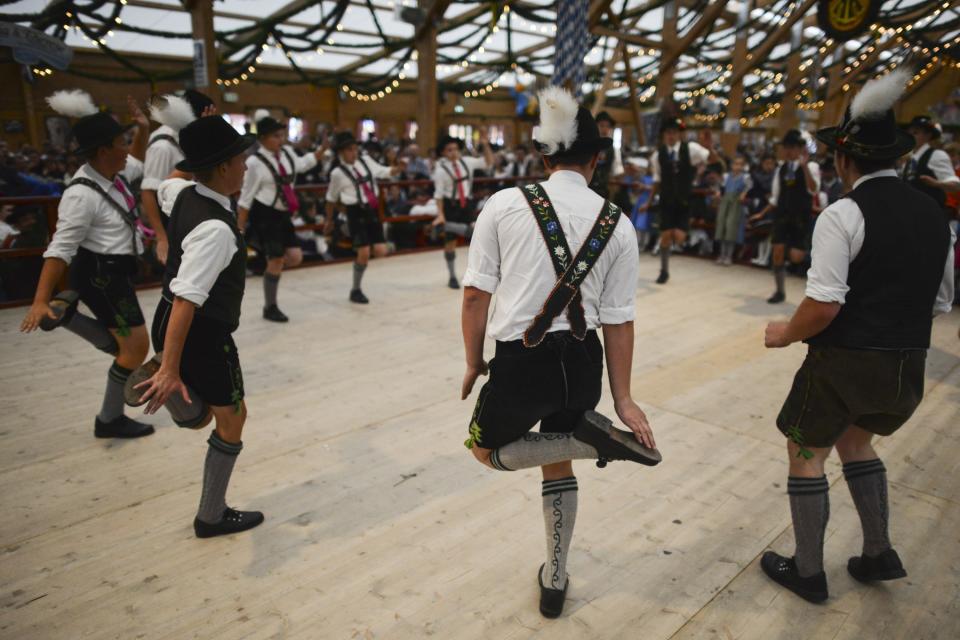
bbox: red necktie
[274,152,300,213]
[113,178,135,210]
[454,162,466,208]
[354,168,379,209]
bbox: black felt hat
[905,115,941,139]
[255,115,286,137]
[659,116,685,134]
[182,89,215,118]
[436,134,465,155]
[176,116,256,172]
[595,111,616,126]
[781,129,806,147]
[332,131,359,152]
[73,113,135,156]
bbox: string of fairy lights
[14,0,960,123]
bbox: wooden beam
[658,0,730,72]
[776,21,804,135]
[825,37,899,101]
[654,0,678,110]
[726,0,817,89]
[588,0,615,27]
[721,0,751,157]
[415,0,447,154]
[591,26,660,50]
[183,0,218,97]
[620,42,646,147]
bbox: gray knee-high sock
[196,432,243,524]
[489,432,598,471]
[774,265,786,294]
[99,362,132,422]
[843,459,892,557]
[65,312,118,355]
[724,241,735,260]
[263,273,280,308]
[352,262,367,291]
[788,476,830,577]
[660,246,670,273]
[444,251,457,279]
[541,477,578,589]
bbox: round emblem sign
[817,0,881,40]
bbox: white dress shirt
[0,221,19,248]
[142,125,183,191]
[433,156,489,200]
[238,145,318,211]
[806,169,955,315]
[157,177,196,215]
[907,143,960,184]
[122,155,144,184]
[44,163,143,263]
[769,161,822,205]
[463,170,640,341]
[650,141,710,183]
[325,158,394,206]
[169,184,239,307]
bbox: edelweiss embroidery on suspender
[66,178,140,255]
[520,182,622,348]
[253,148,297,207]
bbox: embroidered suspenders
[253,148,298,207]
[66,178,140,255]
[519,182,622,348]
[338,158,376,207]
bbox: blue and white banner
[552,0,588,97]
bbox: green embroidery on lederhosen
[785,365,815,460]
[464,384,491,449]
[223,342,244,414]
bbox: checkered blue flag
[552,0,588,97]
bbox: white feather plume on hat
[850,69,910,122]
[254,109,271,123]
[149,94,195,131]
[534,86,579,156]
[46,90,98,118]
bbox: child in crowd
[714,155,752,265]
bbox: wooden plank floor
[1,250,957,640]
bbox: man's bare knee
[471,446,494,468]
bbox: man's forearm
[140,191,167,241]
[161,297,196,374]
[33,258,68,304]
[784,297,841,344]
[461,287,491,367]
[602,321,635,404]
[237,206,250,230]
[130,126,148,161]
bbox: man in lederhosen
[323,131,403,304]
[760,70,954,603]
[20,89,154,439]
[141,90,215,265]
[589,111,624,200]
[432,131,494,289]
[750,129,821,304]
[461,87,661,618]
[638,117,713,284]
[132,115,265,538]
[237,110,324,322]
[903,115,960,219]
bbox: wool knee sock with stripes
[788,475,830,577]
[541,477,578,590]
[843,459,892,557]
[489,432,598,471]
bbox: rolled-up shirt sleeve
[598,218,640,324]
[934,227,956,316]
[805,200,860,304]
[930,149,960,184]
[294,148,318,174]
[43,190,92,264]
[325,168,346,204]
[462,195,501,293]
[141,140,180,191]
[432,164,451,200]
[169,220,238,306]
[236,158,261,210]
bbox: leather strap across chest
[519,182,622,348]
[65,177,139,255]
[253,148,297,207]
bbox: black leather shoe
[448,277,461,290]
[94,415,155,439]
[848,548,907,583]
[194,507,265,538]
[538,564,568,618]
[655,270,669,284]
[767,291,786,304]
[262,305,289,322]
[349,289,369,304]
[760,551,828,603]
[39,290,80,331]
[573,410,661,468]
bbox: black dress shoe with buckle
[349,289,370,304]
[760,551,828,603]
[448,277,461,290]
[655,270,669,285]
[767,291,786,304]
[194,507,265,538]
[262,305,289,322]
[538,564,568,618]
[573,410,661,468]
[847,548,907,583]
[94,415,155,439]
[39,290,81,331]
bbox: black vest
[589,148,613,198]
[903,148,947,208]
[658,143,693,207]
[807,177,949,350]
[776,162,813,217]
[163,186,246,332]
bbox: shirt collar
[547,170,588,187]
[852,169,899,190]
[195,183,234,213]
[79,163,116,190]
[913,143,930,158]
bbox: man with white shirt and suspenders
[20,90,154,439]
[237,110,325,323]
[460,88,661,618]
[903,115,960,218]
[431,132,494,289]
[323,131,404,304]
